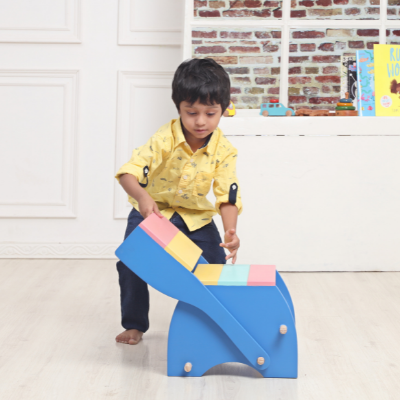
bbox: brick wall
[192,28,281,108]
[291,0,380,19]
[194,1,282,19]
[387,29,400,43]
[388,3,400,18]
[288,28,380,110]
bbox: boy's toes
[115,329,143,345]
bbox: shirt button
[179,190,182,194]
[190,159,194,163]
[183,175,187,179]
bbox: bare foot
[115,329,143,345]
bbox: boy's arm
[116,133,170,219]
[212,144,242,264]
[220,203,240,264]
[119,174,162,219]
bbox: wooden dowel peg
[280,325,287,334]
[184,362,192,372]
[257,357,265,365]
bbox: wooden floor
[1,260,400,400]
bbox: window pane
[290,0,380,20]
[388,1,400,19]
[194,1,282,19]
[192,28,282,108]
[288,28,379,110]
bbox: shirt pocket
[193,172,213,197]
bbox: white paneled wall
[0,0,399,271]
[0,70,78,218]
[0,0,80,43]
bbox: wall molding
[118,0,183,45]
[0,69,79,218]
[0,243,118,259]
[0,0,81,43]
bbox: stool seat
[194,264,276,286]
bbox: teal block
[218,264,251,286]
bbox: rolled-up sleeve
[213,147,243,215]
[115,134,166,185]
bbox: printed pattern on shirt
[115,118,242,231]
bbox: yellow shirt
[115,118,243,231]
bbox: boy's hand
[220,228,240,264]
[137,192,163,219]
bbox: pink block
[247,265,276,286]
[139,213,179,248]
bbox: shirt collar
[172,118,219,154]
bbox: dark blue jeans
[116,208,226,332]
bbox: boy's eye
[186,112,216,116]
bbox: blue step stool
[115,214,298,378]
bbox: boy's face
[179,100,222,141]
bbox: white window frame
[184,0,400,116]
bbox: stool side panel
[276,271,295,322]
[208,286,297,378]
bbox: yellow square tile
[194,264,224,285]
[165,231,203,272]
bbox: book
[374,44,400,116]
[341,53,358,110]
[356,50,375,116]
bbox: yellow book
[374,44,400,116]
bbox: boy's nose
[195,116,206,126]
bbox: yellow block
[194,264,224,285]
[165,231,203,272]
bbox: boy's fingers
[225,249,237,262]
[154,208,163,218]
[153,203,163,218]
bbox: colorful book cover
[357,50,375,116]
[374,44,400,116]
[341,53,358,110]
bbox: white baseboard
[0,243,119,259]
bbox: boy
[115,58,242,345]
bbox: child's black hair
[172,58,231,114]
